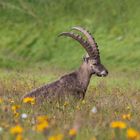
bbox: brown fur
[22,62,92,101]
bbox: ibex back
[22,26,108,101]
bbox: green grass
[0,0,140,71]
[0,69,140,140]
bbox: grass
[0,0,140,70]
[0,69,140,140]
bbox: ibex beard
[22,26,108,102]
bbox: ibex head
[59,26,108,77]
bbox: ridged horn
[71,26,100,57]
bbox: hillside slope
[0,0,140,71]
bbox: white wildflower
[21,113,28,119]
[91,106,97,114]
[0,127,3,133]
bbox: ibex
[22,26,108,101]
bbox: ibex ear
[83,56,89,63]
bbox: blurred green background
[0,0,139,71]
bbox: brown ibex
[22,26,108,101]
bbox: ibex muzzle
[22,26,108,101]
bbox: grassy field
[0,0,140,140]
[0,69,140,140]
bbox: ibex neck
[77,63,92,91]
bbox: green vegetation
[0,70,140,140]
[0,0,140,71]
[0,0,140,140]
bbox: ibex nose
[100,70,108,76]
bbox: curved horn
[58,32,95,57]
[71,26,98,49]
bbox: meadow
[0,0,140,140]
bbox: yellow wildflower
[76,105,80,110]
[0,98,3,104]
[14,112,20,118]
[10,125,23,135]
[37,115,48,123]
[35,115,49,132]
[48,134,64,140]
[127,128,139,139]
[110,121,127,129]
[122,114,131,120]
[69,128,77,136]
[11,105,20,113]
[11,105,20,118]
[63,102,69,107]
[82,100,86,104]
[36,121,49,132]
[23,97,35,105]
[16,134,23,140]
